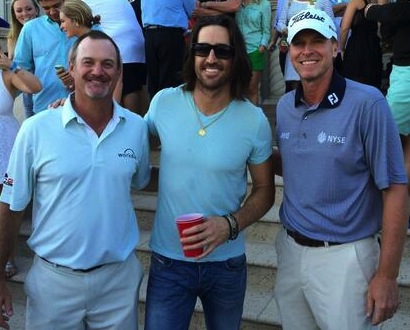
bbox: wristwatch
[9,61,22,73]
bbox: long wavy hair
[7,0,40,56]
[60,0,100,29]
[183,15,251,100]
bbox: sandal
[5,261,18,278]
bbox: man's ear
[332,41,339,59]
[69,60,74,74]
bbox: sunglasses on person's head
[192,43,235,59]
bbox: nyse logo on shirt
[318,131,346,144]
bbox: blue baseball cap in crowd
[287,9,338,44]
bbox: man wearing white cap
[273,8,408,330]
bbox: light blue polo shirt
[141,0,195,29]
[276,72,407,243]
[13,15,76,113]
[0,97,151,269]
[145,86,272,262]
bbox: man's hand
[366,273,399,325]
[0,52,12,71]
[180,216,230,259]
[48,98,67,109]
[55,69,74,90]
[0,281,13,330]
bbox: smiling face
[194,25,232,93]
[289,29,338,83]
[70,37,121,101]
[60,12,79,37]
[13,0,38,25]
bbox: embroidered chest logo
[118,148,137,159]
[318,131,346,144]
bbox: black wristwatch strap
[223,213,239,240]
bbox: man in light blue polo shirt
[274,9,408,330]
[13,0,76,114]
[0,31,150,329]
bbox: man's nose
[205,49,217,63]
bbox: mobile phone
[54,65,65,72]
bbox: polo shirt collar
[294,70,346,109]
[44,15,59,25]
[61,93,126,127]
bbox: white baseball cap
[287,9,338,44]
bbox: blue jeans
[144,252,247,330]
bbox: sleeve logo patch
[3,173,14,187]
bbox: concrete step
[133,187,283,244]
[9,178,410,329]
[8,248,410,330]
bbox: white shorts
[274,227,381,330]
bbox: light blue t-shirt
[276,72,407,242]
[145,86,272,262]
[0,97,151,269]
[141,0,195,29]
[13,15,76,113]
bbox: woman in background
[236,0,271,105]
[0,47,42,278]
[340,0,382,89]
[59,0,101,38]
[7,0,40,119]
[3,0,40,279]
[7,0,40,60]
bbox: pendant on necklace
[198,128,206,136]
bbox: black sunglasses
[192,43,235,59]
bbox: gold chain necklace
[191,94,230,137]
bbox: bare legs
[249,70,263,105]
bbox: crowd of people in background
[0,0,409,329]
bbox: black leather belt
[145,24,163,29]
[40,256,104,273]
[144,25,184,31]
[286,229,342,247]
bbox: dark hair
[69,30,122,69]
[183,15,251,100]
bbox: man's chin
[85,86,111,100]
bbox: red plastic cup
[176,213,204,257]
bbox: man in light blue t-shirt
[144,14,275,330]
